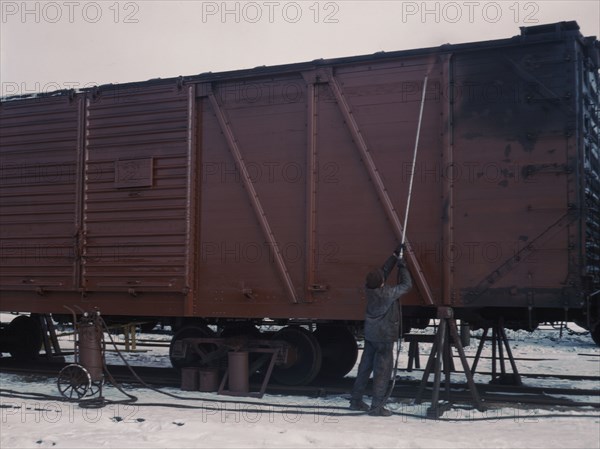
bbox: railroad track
[1,359,598,410]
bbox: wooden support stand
[123,323,138,352]
[406,334,429,371]
[414,307,486,418]
[471,317,522,386]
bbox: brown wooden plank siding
[83,84,192,296]
[0,23,597,321]
[0,96,82,292]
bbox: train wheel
[6,315,43,361]
[313,325,358,380]
[271,326,322,386]
[57,364,91,400]
[169,325,216,372]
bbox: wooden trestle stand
[414,307,486,418]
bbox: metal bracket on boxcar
[242,288,255,300]
[308,284,329,292]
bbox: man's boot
[369,398,392,417]
[368,405,392,417]
[349,399,370,411]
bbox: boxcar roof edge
[1,21,597,103]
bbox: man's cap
[365,269,384,289]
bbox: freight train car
[1,22,599,382]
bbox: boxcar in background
[1,22,599,377]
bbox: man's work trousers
[350,340,394,408]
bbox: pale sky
[1,0,599,96]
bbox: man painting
[350,246,412,416]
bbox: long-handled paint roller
[384,74,429,407]
[400,74,429,259]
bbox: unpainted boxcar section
[83,85,192,300]
[0,96,82,291]
[0,22,599,325]
[198,61,442,320]
[0,86,196,316]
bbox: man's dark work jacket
[364,256,413,343]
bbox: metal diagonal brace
[208,90,299,304]
[503,56,575,116]
[467,211,579,301]
[328,72,434,305]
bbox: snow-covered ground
[1,319,599,449]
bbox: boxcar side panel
[332,57,445,306]
[197,77,310,317]
[0,96,83,295]
[195,56,443,320]
[1,24,596,322]
[452,39,580,309]
[83,84,193,298]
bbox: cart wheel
[88,379,104,397]
[57,364,91,399]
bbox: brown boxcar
[1,22,599,349]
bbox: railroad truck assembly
[1,21,599,384]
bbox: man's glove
[393,243,405,259]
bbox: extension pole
[400,75,428,259]
[386,75,429,404]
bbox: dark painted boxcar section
[1,22,599,325]
[451,38,579,309]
